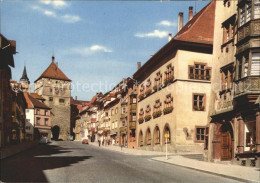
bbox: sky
[1,0,209,101]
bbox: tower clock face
[55,87,59,94]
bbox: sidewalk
[0,141,39,159]
[89,142,260,183]
[89,141,176,156]
[153,156,260,183]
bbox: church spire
[20,65,30,84]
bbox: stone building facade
[133,2,215,153]
[34,56,71,140]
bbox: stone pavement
[89,142,260,183]
[0,141,39,159]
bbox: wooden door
[221,131,231,160]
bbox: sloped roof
[35,61,71,82]
[174,0,215,44]
[30,93,45,101]
[24,92,50,109]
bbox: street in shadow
[0,143,92,182]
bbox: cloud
[135,30,168,38]
[61,14,81,23]
[39,0,68,9]
[71,45,112,56]
[157,20,177,27]
[31,5,80,23]
[43,10,57,17]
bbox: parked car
[39,137,48,144]
[82,139,89,144]
[67,135,73,141]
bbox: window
[36,109,40,115]
[255,0,260,19]
[220,64,234,91]
[115,108,118,114]
[36,117,40,125]
[193,94,205,111]
[240,6,245,26]
[44,118,48,126]
[164,94,173,108]
[139,108,144,123]
[196,127,205,142]
[246,3,252,21]
[45,110,48,116]
[189,63,211,80]
[154,71,162,88]
[164,64,174,85]
[121,107,126,114]
[49,97,53,102]
[59,98,65,103]
[131,113,136,121]
[50,88,53,93]
[133,97,136,104]
[251,53,260,75]
[153,100,162,112]
[105,112,108,117]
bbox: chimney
[168,33,172,42]
[189,6,193,21]
[137,62,141,70]
[178,12,184,32]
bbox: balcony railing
[234,76,260,96]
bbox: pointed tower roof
[34,56,71,82]
[20,66,30,83]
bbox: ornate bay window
[189,63,211,80]
[164,94,173,115]
[238,0,260,27]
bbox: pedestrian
[102,140,104,146]
[98,140,101,147]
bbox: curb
[151,158,259,183]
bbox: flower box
[163,106,173,115]
[206,75,210,80]
[195,74,199,79]
[193,106,204,111]
[153,110,162,118]
[164,76,174,85]
[144,115,152,122]
[138,117,144,124]
[189,74,194,79]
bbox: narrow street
[1,141,244,183]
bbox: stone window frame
[164,94,173,108]
[220,62,234,92]
[192,93,206,112]
[221,14,236,52]
[153,99,162,113]
[188,63,211,81]
[154,71,162,88]
[194,126,206,143]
